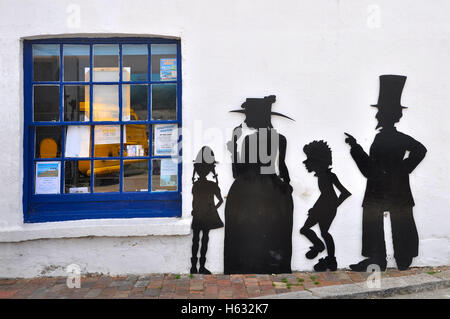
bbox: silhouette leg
[312,222,337,271]
[190,229,200,274]
[319,223,335,257]
[362,206,386,260]
[390,207,418,270]
[300,216,325,259]
[199,230,211,274]
[351,207,386,271]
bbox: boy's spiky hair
[303,140,332,166]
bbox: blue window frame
[23,38,182,223]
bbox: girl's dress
[224,126,294,274]
[191,179,224,230]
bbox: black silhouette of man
[345,75,427,271]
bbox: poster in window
[154,124,178,156]
[160,58,177,81]
[160,158,177,187]
[35,162,60,194]
[94,125,126,145]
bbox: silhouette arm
[278,134,291,184]
[331,173,351,207]
[349,143,374,178]
[214,185,224,210]
[403,136,427,173]
[228,126,242,179]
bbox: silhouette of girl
[190,146,224,274]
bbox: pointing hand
[344,132,357,147]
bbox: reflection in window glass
[65,161,91,193]
[63,45,90,82]
[33,85,60,122]
[123,44,148,81]
[93,44,119,81]
[35,126,62,158]
[64,85,89,121]
[33,44,60,81]
[65,126,91,158]
[124,160,148,192]
[122,84,148,121]
[124,124,149,157]
[94,125,120,157]
[151,84,177,120]
[93,160,120,192]
[151,158,178,192]
[93,85,119,121]
[151,44,177,81]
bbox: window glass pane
[93,45,119,81]
[124,160,148,192]
[33,44,60,81]
[151,44,177,81]
[124,124,149,157]
[65,126,91,158]
[123,44,148,81]
[93,160,120,192]
[93,85,119,121]
[35,126,62,158]
[65,161,91,193]
[33,85,60,122]
[64,85,89,121]
[94,125,120,157]
[151,84,177,120]
[151,158,178,192]
[122,84,148,121]
[63,45,90,81]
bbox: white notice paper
[35,162,61,194]
[154,124,178,156]
[160,159,177,187]
[65,126,90,157]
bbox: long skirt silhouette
[224,173,293,274]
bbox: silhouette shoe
[349,258,386,272]
[190,257,198,274]
[305,244,325,259]
[396,257,413,271]
[199,257,211,275]
[314,256,337,272]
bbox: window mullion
[119,44,124,193]
[89,43,94,193]
[60,44,65,194]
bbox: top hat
[193,146,218,164]
[230,95,294,120]
[371,75,407,109]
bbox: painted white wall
[0,0,448,277]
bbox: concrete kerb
[254,273,450,299]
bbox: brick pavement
[0,266,447,299]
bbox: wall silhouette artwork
[300,141,351,271]
[224,95,294,274]
[190,146,224,274]
[345,75,427,271]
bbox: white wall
[0,0,448,277]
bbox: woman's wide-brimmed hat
[230,95,294,121]
[193,146,218,164]
[371,75,408,109]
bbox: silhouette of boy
[300,141,351,271]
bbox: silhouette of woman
[190,146,224,274]
[224,95,294,274]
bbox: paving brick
[144,288,161,297]
[85,289,102,298]
[0,290,17,298]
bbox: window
[23,38,182,222]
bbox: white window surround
[0,216,192,243]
